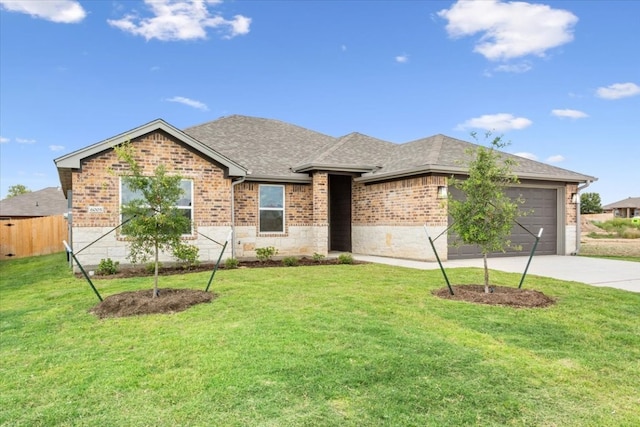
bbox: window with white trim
[259,184,285,233]
[120,178,193,235]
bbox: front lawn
[1,253,639,426]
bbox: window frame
[258,184,285,233]
[119,177,194,236]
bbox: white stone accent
[72,226,233,270]
[565,224,577,255]
[233,225,323,259]
[352,225,447,261]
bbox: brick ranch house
[54,115,596,268]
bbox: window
[259,184,284,232]
[120,178,193,235]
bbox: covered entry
[448,187,559,259]
[329,175,352,251]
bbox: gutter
[574,179,594,255]
[230,176,246,259]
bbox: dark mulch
[90,288,217,319]
[432,284,555,308]
[85,257,354,280]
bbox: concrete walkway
[352,254,640,293]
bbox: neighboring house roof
[603,197,640,210]
[55,115,597,190]
[0,187,67,217]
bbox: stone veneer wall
[351,175,448,261]
[70,130,232,267]
[232,180,323,258]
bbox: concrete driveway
[353,254,640,293]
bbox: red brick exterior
[72,131,230,230]
[352,175,448,225]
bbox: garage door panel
[448,187,557,259]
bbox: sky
[1,0,638,205]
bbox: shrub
[173,243,200,269]
[282,256,299,267]
[145,262,162,274]
[256,246,278,262]
[312,252,325,262]
[96,258,119,275]
[337,253,354,265]
[224,258,239,269]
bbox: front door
[329,175,352,252]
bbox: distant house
[0,187,68,219]
[602,197,640,218]
[54,115,596,267]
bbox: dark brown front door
[329,175,352,252]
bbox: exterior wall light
[571,193,578,203]
[437,186,448,199]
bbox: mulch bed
[432,284,555,308]
[87,260,554,318]
[90,288,217,319]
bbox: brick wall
[72,130,231,229]
[352,175,448,225]
[233,182,314,230]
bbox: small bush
[173,243,200,269]
[312,253,325,262]
[282,256,299,267]
[145,262,162,274]
[337,253,354,264]
[96,258,119,275]
[256,246,278,262]
[224,258,239,269]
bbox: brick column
[312,172,329,254]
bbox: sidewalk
[352,254,640,293]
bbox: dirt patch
[90,288,216,319]
[580,236,640,257]
[432,285,555,308]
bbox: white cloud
[49,145,65,152]
[0,136,9,144]
[166,96,209,111]
[596,82,640,100]
[456,113,532,132]
[513,152,538,161]
[552,109,588,119]
[108,0,251,41]
[395,54,409,63]
[546,155,565,163]
[438,0,577,61]
[493,62,532,74]
[16,138,36,144]
[0,0,85,23]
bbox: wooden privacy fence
[0,215,67,260]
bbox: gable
[55,119,246,195]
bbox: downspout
[574,180,593,255]
[230,176,246,259]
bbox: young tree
[580,192,603,214]
[115,142,191,298]
[6,184,30,198]
[448,132,523,293]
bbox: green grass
[1,253,639,426]
[592,218,640,239]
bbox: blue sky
[1,0,638,204]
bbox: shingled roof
[0,187,67,218]
[184,115,595,184]
[54,115,596,189]
[603,197,640,210]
